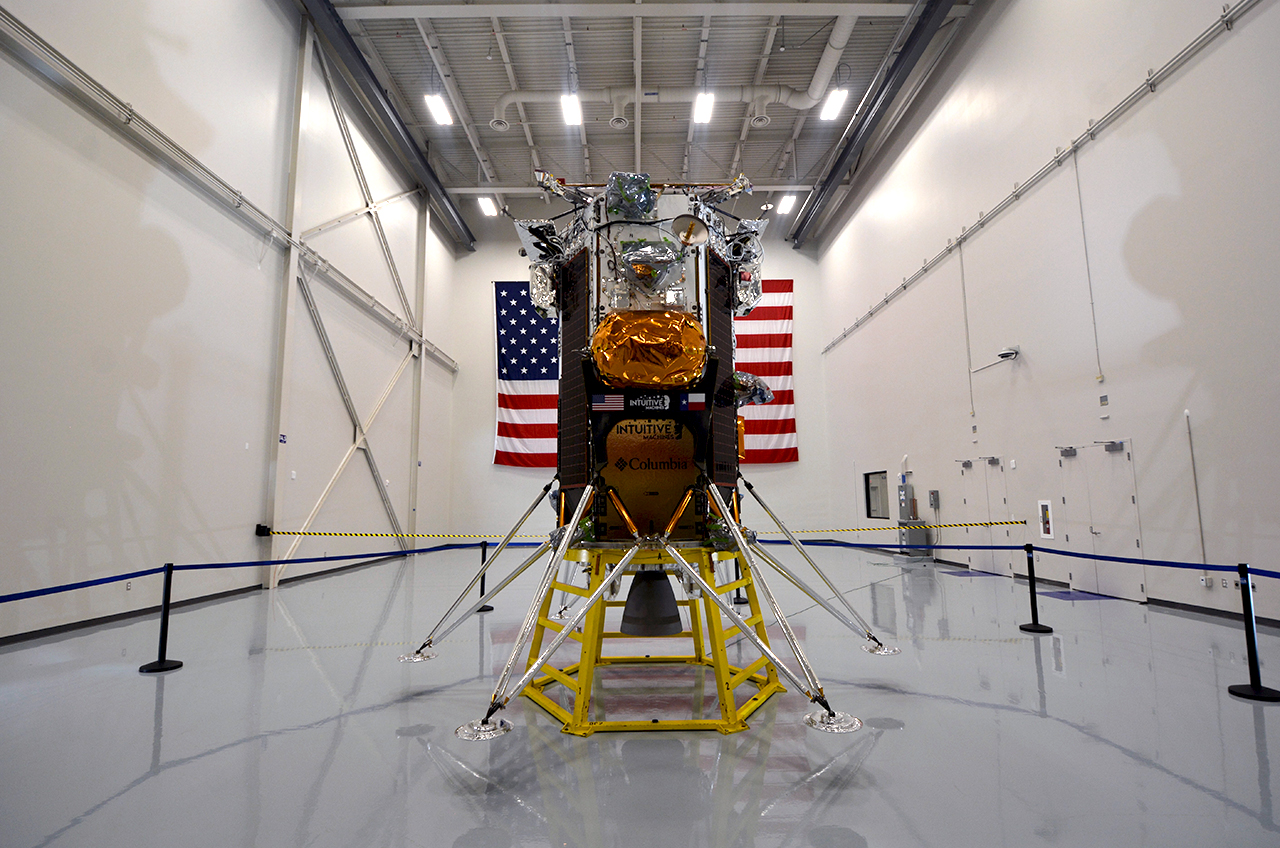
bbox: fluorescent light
[778,195,797,214]
[819,88,848,121]
[478,197,499,217]
[425,94,453,126]
[693,91,715,124]
[561,94,582,126]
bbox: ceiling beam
[790,0,956,247]
[348,21,432,153]
[491,16,543,176]
[300,0,475,250]
[337,4,968,21]
[682,16,712,181]
[633,16,642,172]
[414,18,505,208]
[562,16,591,178]
[729,15,779,178]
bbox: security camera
[997,346,1020,361]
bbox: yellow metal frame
[522,547,785,736]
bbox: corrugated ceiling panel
[344,7,946,189]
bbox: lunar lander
[402,172,896,739]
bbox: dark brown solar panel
[706,253,738,489]
[557,250,591,493]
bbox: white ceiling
[334,0,973,223]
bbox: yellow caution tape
[270,520,1025,539]
[757,520,1027,534]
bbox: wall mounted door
[958,464,995,572]
[1059,451,1097,592]
[1058,443,1146,600]
[1088,444,1146,601]
[983,460,1015,576]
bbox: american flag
[494,281,559,467]
[734,279,798,463]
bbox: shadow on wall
[0,2,212,621]
[1122,59,1280,563]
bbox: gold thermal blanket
[591,310,706,388]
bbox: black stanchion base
[475,605,495,613]
[1228,683,1280,702]
[1019,623,1053,634]
[139,659,183,674]
[733,595,749,605]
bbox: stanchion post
[476,540,494,613]
[139,563,184,673]
[733,559,748,605]
[1019,544,1052,634]
[1228,563,1280,702]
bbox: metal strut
[750,542,871,639]
[703,484,829,710]
[478,484,596,725]
[739,473,889,650]
[401,478,555,659]
[404,541,552,661]
[481,545,642,723]
[660,543,817,703]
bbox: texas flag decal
[680,393,706,412]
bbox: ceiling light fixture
[478,197,499,217]
[425,94,453,126]
[693,91,715,124]
[820,88,848,121]
[778,195,797,214]
[561,94,583,126]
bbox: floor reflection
[421,696,889,848]
[4,546,1280,847]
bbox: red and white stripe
[734,279,798,463]
[495,380,558,467]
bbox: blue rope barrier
[759,539,1026,551]
[1031,545,1280,577]
[173,541,484,572]
[0,566,166,605]
[1,533,1271,607]
[0,540,544,606]
[762,538,1280,578]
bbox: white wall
[8,0,1274,637]
[0,0,460,637]
[815,0,1280,616]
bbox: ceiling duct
[789,0,956,248]
[491,15,856,132]
[299,0,476,250]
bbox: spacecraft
[402,171,897,739]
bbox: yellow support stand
[522,546,786,736]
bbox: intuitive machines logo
[612,420,683,440]
[628,395,671,411]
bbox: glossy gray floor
[3,545,1279,848]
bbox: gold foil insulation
[591,310,707,388]
[737,416,747,461]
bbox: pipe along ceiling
[491,15,856,133]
